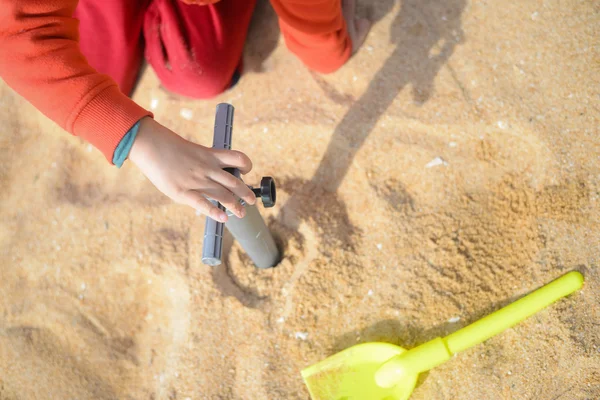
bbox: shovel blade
[301,343,419,400]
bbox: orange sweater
[0,0,351,163]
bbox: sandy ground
[1,0,599,399]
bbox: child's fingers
[210,169,256,205]
[203,187,246,219]
[181,191,228,222]
[212,149,253,174]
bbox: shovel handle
[375,271,584,389]
[444,271,584,354]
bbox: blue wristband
[113,120,141,168]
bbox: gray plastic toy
[201,103,280,269]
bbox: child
[0,0,370,221]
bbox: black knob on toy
[250,177,276,208]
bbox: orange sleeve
[180,0,220,4]
[0,0,152,163]
[270,0,352,74]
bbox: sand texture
[1,0,599,399]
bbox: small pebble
[507,370,512,375]
[425,157,448,168]
[180,108,193,120]
[448,316,460,323]
[368,289,374,296]
[376,243,383,250]
[295,332,309,340]
[263,127,269,133]
[277,317,285,323]
[497,120,508,129]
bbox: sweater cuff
[282,25,352,73]
[270,0,352,74]
[71,84,152,163]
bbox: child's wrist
[129,116,157,165]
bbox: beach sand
[1,0,598,398]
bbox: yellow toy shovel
[301,271,584,400]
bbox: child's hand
[342,0,371,54]
[129,117,256,222]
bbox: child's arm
[0,0,148,160]
[0,0,255,221]
[270,0,370,73]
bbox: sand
[1,0,599,399]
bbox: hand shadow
[278,0,466,239]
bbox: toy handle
[374,271,584,389]
[444,271,583,354]
[201,103,234,267]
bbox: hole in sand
[222,218,306,301]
